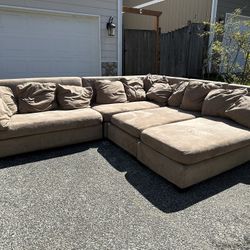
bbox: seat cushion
[141,117,250,165]
[111,107,197,138]
[92,101,160,122]
[0,108,102,140]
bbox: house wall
[217,0,250,20]
[123,0,212,33]
[0,0,120,75]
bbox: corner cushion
[92,101,161,122]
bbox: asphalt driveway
[0,140,249,250]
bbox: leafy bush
[202,9,250,85]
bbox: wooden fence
[160,23,208,78]
[123,24,208,77]
[123,29,157,75]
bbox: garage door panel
[0,10,101,78]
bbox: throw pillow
[0,86,17,115]
[121,77,146,102]
[16,82,57,113]
[146,82,173,105]
[225,95,250,128]
[202,88,248,118]
[168,81,189,107]
[0,98,12,129]
[180,81,220,111]
[57,84,93,110]
[95,80,127,104]
[143,74,168,92]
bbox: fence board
[160,23,208,78]
[124,29,156,75]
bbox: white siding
[0,0,118,64]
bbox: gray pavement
[0,140,249,250]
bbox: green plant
[202,9,250,85]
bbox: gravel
[0,140,249,250]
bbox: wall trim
[117,0,123,75]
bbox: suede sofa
[0,75,249,189]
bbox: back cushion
[146,83,172,105]
[57,84,93,110]
[0,98,12,129]
[168,81,189,107]
[95,80,127,104]
[225,95,250,128]
[202,88,248,118]
[143,74,168,92]
[16,82,57,113]
[121,77,146,102]
[180,81,220,111]
[0,86,17,115]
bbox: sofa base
[107,123,139,157]
[137,142,250,189]
[0,125,103,158]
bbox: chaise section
[111,107,198,138]
[141,117,250,165]
[92,101,160,122]
[137,142,250,189]
[0,109,102,140]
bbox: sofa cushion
[168,81,189,107]
[111,107,197,138]
[226,95,250,129]
[95,80,127,104]
[16,82,57,113]
[92,101,160,122]
[0,86,17,115]
[202,88,248,118]
[146,83,173,104]
[141,117,250,165]
[180,81,220,111]
[0,98,12,129]
[143,74,168,92]
[121,77,146,102]
[57,84,93,110]
[0,108,102,140]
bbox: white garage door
[0,8,101,78]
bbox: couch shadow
[97,140,250,213]
[0,140,249,213]
[0,141,101,169]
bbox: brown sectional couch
[0,75,249,189]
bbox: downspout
[117,0,123,75]
[208,0,218,73]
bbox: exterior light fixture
[107,16,116,36]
